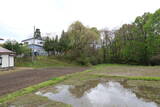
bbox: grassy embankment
[1,64,160,106]
[0,56,78,75]
[15,56,78,68]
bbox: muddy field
[3,74,160,107]
[35,79,160,107]
[1,65,160,107]
[0,67,87,96]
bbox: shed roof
[0,47,15,54]
[0,38,4,40]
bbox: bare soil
[0,67,33,75]
[0,67,87,96]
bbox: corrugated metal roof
[0,47,14,53]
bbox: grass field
[15,56,78,68]
[0,56,78,75]
[1,64,160,107]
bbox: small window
[0,57,2,65]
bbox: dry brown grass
[92,64,160,77]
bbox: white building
[22,38,47,55]
[0,47,15,68]
[22,37,44,46]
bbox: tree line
[43,21,101,65]
[102,9,160,65]
[2,40,31,56]
[43,9,160,65]
[3,8,160,65]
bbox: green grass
[93,63,160,68]
[91,74,160,81]
[125,76,160,81]
[2,94,72,107]
[91,64,137,70]
[15,56,78,68]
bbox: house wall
[28,45,48,56]
[22,39,44,46]
[0,55,14,68]
[9,56,14,67]
[22,38,47,56]
[1,55,9,68]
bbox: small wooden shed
[0,47,15,69]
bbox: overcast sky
[0,0,160,41]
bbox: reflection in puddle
[36,82,158,107]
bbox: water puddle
[36,82,158,107]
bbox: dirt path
[0,67,87,96]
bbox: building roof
[0,47,15,54]
[0,38,4,40]
[28,44,43,47]
[22,37,43,42]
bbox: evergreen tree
[34,28,42,39]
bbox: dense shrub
[150,55,160,65]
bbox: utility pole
[32,26,35,62]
